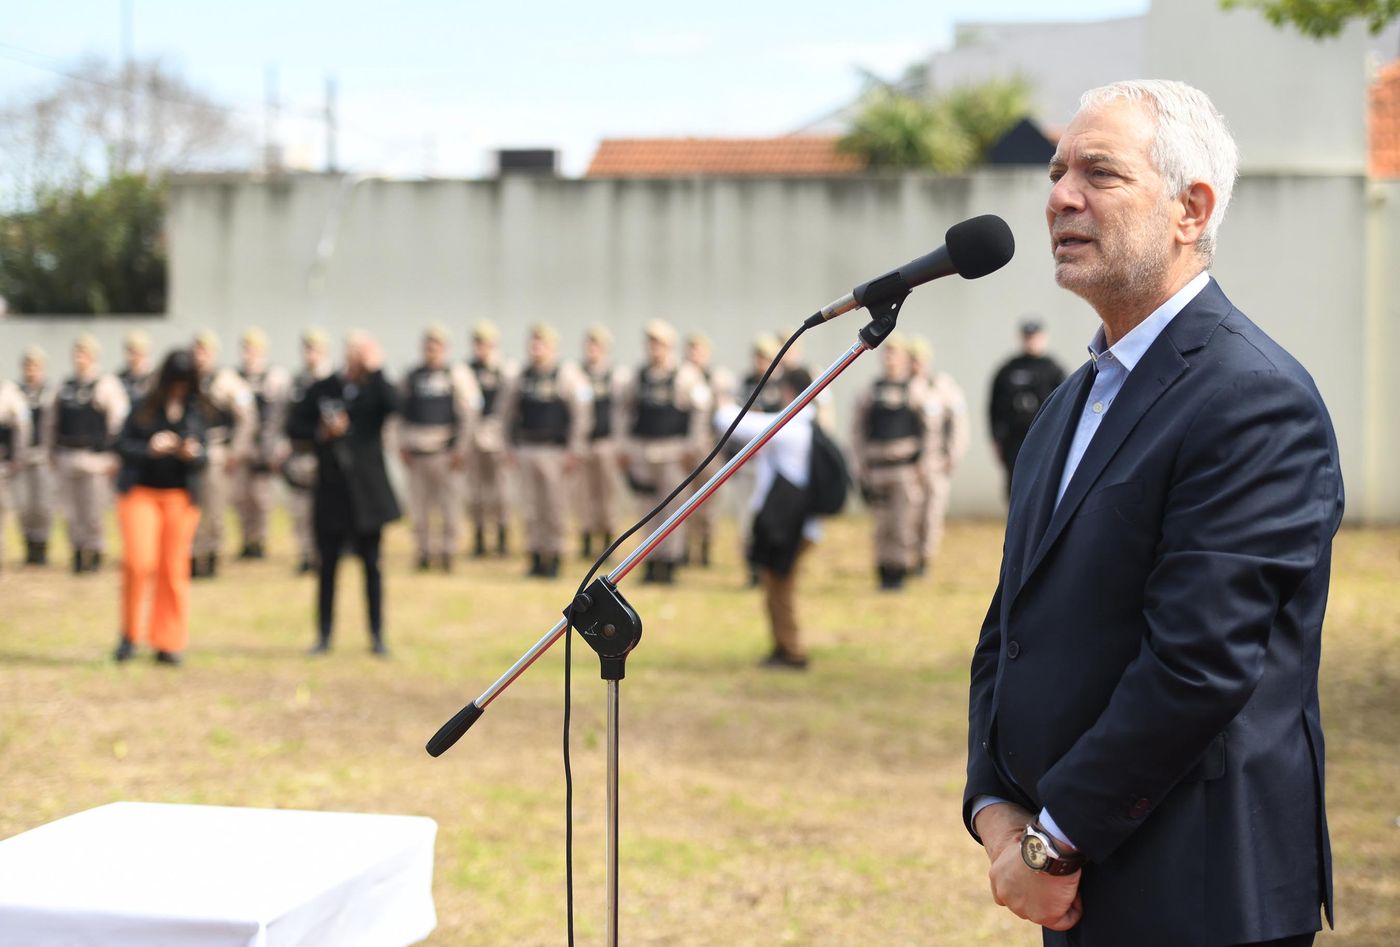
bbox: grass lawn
[1,514,1396,945]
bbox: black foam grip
[426,702,484,757]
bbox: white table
[0,802,437,947]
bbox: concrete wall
[4,170,1394,523]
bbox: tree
[838,77,1031,173]
[0,56,244,314]
[1220,0,1400,37]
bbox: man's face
[473,337,495,363]
[583,337,605,366]
[1023,330,1048,357]
[125,346,146,371]
[241,343,264,372]
[73,347,95,377]
[685,341,708,368]
[302,342,325,371]
[192,343,214,374]
[882,347,911,379]
[1046,100,1175,307]
[423,337,446,369]
[645,336,669,367]
[528,333,555,367]
[21,359,43,386]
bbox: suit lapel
[1016,363,1093,581]
[1017,279,1232,592]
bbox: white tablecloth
[0,802,437,947]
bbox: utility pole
[324,75,338,173]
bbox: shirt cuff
[1038,808,1077,852]
[969,794,1012,828]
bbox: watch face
[1022,833,1049,870]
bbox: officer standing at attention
[400,324,480,572]
[0,375,32,571]
[46,333,129,574]
[620,319,711,585]
[15,348,54,566]
[681,331,734,568]
[190,330,255,578]
[279,328,332,574]
[118,331,155,407]
[850,335,931,591]
[501,324,588,579]
[987,318,1067,498]
[574,324,627,561]
[909,337,970,576]
[465,320,515,558]
[233,328,291,561]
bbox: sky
[0,0,1150,177]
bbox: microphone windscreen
[946,214,1015,279]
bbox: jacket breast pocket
[1077,479,1143,517]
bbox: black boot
[416,553,432,572]
[878,564,906,591]
[642,561,657,584]
[206,553,219,578]
[369,633,389,657]
[298,556,314,575]
[542,554,560,578]
[308,632,331,655]
[527,552,543,577]
[473,526,488,558]
[191,556,202,579]
[87,550,102,573]
[654,560,675,585]
[581,532,593,561]
[699,539,712,568]
[113,634,135,663]
[601,533,614,557]
[72,549,85,575]
[496,526,509,557]
[239,544,256,561]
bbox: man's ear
[1176,181,1216,249]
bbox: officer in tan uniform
[278,328,332,574]
[620,319,711,584]
[15,348,54,566]
[465,320,515,558]
[191,330,255,578]
[500,324,587,578]
[850,334,931,591]
[46,333,129,574]
[681,332,734,568]
[118,330,154,408]
[0,377,33,571]
[400,324,480,572]
[573,324,627,561]
[232,328,292,561]
[909,337,969,576]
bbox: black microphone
[805,214,1015,327]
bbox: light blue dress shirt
[972,270,1210,851]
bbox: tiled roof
[1372,60,1400,178]
[586,136,866,177]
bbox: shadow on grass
[0,649,108,669]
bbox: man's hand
[975,802,1083,932]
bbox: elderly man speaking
[963,80,1342,947]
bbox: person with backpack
[714,367,847,670]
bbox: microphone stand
[428,285,910,945]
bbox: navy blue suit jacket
[964,280,1343,946]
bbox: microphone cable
[562,321,811,944]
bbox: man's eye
[1048,170,1064,183]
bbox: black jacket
[115,399,210,502]
[295,370,401,535]
[965,281,1342,946]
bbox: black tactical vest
[588,367,613,441]
[56,378,108,450]
[23,385,44,446]
[119,369,151,409]
[286,371,320,445]
[0,422,12,461]
[631,369,689,439]
[471,359,502,418]
[239,369,275,429]
[742,372,786,414]
[867,378,922,442]
[515,366,569,445]
[403,366,457,426]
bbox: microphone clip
[856,272,912,351]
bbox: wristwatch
[1020,821,1086,875]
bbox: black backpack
[807,422,850,516]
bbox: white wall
[3,170,1393,522]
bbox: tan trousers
[684,457,724,545]
[866,463,921,570]
[192,443,231,559]
[468,447,509,530]
[631,451,687,563]
[283,452,318,565]
[760,539,813,659]
[917,468,951,565]
[405,450,461,558]
[517,446,567,556]
[17,460,53,542]
[232,464,275,546]
[572,442,618,534]
[55,449,113,552]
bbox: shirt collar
[1087,270,1210,372]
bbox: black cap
[1020,319,1044,336]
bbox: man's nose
[1047,174,1084,216]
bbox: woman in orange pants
[114,350,207,665]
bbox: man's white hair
[1077,80,1239,262]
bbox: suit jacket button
[1007,640,1021,659]
[1129,797,1150,819]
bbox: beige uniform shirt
[922,370,970,475]
[241,365,294,463]
[398,363,482,459]
[500,361,590,456]
[44,372,129,473]
[204,366,256,459]
[468,358,517,454]
[0,380,32,474]
[582,362,631,448]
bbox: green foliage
[838,77,1031,173]
[1221,0,1400,37]
[0,174,167,314]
